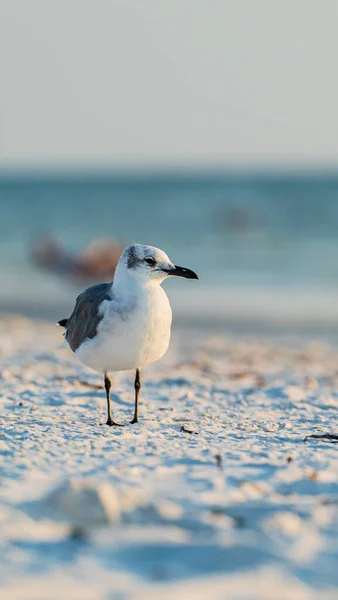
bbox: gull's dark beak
[165,265,199,279]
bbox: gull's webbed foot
[106,418,124,427]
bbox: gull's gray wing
[63,283,112,352]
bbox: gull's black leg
[130,368,141,424]
[104,372,123,426]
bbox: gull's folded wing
[63,283,112,352]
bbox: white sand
[1,316,338,599]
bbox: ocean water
[1,170,338,326]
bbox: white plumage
[59,243,198,425]
[76,279,172,373]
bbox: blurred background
[1,0,338,332]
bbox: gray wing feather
[65,283,112,352]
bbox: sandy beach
[3,0,338,596]
[0,315,338,599]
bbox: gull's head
[115,244,199,284]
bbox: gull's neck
[112,267,156,301]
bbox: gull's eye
[144,257,156,267]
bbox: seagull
[58,244,198,426]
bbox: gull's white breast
[75,285,172,373]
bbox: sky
[1,0,338,170]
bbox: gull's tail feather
[58,318,68,328]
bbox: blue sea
[1,170,338,329]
